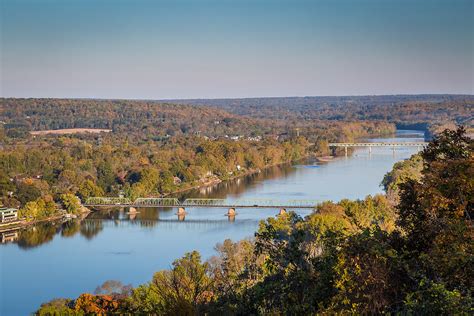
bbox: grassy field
[30,128,112,135]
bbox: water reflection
[4,209,240,248]
[61,220,81,238]
[176,162,298,200]
[80,220,104,240]
[0,160,319,249]
[16,223,59,249]
[1,230,19,244]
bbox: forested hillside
[1,98,271,139]
[170,94,474,136]
[1,98,396,142]
[35,127,473,315]
[1,98,395,221]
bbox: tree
[149,251,214,314]
[403,280,472,315]
[18,197,56,221]
[94,280,132,297]
[396,126,473,304]
[16,182,42,205]
[96,161,115,192]
[330,227,402,314]
[77,180,104,201]
[0,173,14,196]
[74,293,122,314]
[397,126,473,253]
[36,298,77,316]
[381,154,423,204]
[60,194,81,214]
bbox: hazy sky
[1,0,473,99]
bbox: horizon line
[1,93,473,102]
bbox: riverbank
[0,214,65,233]
[165,154,322,198]
[1,130,424,316]
[0,206,92,233]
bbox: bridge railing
[328,142,428,147]
[183,198,226,206]
[222,199,320,207]
[86,197,132,205]
[85,197,320,208]
[134,198,181,206]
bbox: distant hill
[166,94,474,135]
[0,98,276,139]
[1,95,471,141]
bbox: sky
[1,0,473,99]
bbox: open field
[30,128,112,135]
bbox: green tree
[381,154,423,203]
[96,161,115,192]
[16,182,42,205]
[330,227,402,314]
[403,280,473,315]
[60,194,81,214]
[149,251,214,315]
[77,180,104,201]
[36,298,78,316]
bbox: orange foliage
[74,293,121,314]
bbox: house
[173,177,182,185]
[0,208,18,223]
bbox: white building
[0,208,18,223]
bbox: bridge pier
[344,146,348,157]
[226,208,236,221]
[226,208,236,216]
[368,146,372,155]
[128,207,138,220]
[177,207,186,221]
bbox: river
[0,130,424,315]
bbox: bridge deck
[84,204,316,209]
[328,142,428,147]
[85,197,319,209]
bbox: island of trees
[33,127,473,315]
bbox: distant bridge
[84,197,319,209]
[328,142,428,155]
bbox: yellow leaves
[138,157,150,166]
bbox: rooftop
[0,208,18,213]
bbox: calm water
[0,130,424,315]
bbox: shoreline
[0,154,339,232]
[165,154,318,198]
[0,214,65,233]
[0,207,92,233]
[3,131,395,228]
[163,130,397,198]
